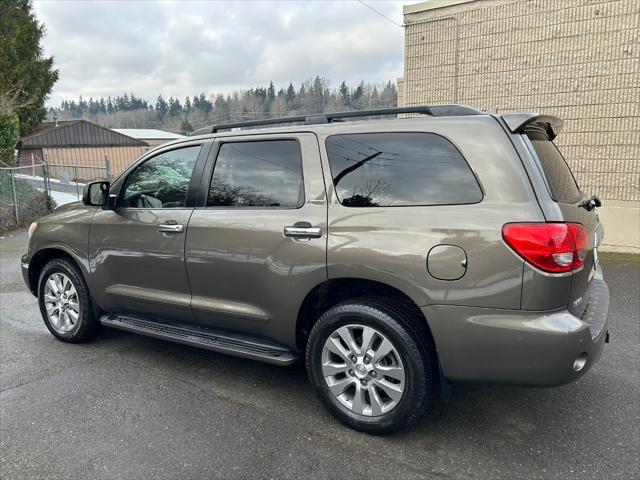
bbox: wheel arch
[295,277,436,352]
[27,247,90,296]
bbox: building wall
[42,146,146,181]
[19,148,44,168]
[400,0,639,251]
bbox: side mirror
[82,181,110,207]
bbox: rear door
[524,126,604,315]
[184,133,327,346]
[89,142,207,325]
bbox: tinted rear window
[207,140,303,208]
[325,132,482,207]
[526,129,581,203]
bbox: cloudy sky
[33,0,406,107]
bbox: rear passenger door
[185,133,327,346]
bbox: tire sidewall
[307,302,430,434]
[38,259,88,341]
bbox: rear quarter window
[525,128,581,203]
[325,132,482,207]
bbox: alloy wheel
[321,324,405,416]
[43,272,80,333]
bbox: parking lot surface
[1,229,638,480]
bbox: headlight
[28,222,37,239]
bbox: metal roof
[18,120,148,149]
[112,129,185,140]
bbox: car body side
[22,114,608,387]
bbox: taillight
[502,223,588,273]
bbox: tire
[37,258,101,343]
[306,297,436,434]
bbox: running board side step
[100,314,300,366]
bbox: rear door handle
[284,225,322,239]
[157,223,184,233]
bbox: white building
[112,129,185,149]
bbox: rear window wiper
[579,195,601,211]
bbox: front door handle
[157,223,184,233]
[284,224,322,239]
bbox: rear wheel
[38,258,101,343]
[306,297,435,434]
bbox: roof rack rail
[190,104,483,136]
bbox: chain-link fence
[45,163,111,203]
[0,163,52,232]
[0,160,112,233]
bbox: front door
[89,143,205,324]
[185,133,327,346]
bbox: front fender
[26,204,95,294]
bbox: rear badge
[572,296,583,309]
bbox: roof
[18,120,148,149]
[112,129,185,140]
[404,0,475,15]
[191,105,483,136]
[157,105,564,150]
[177,114,495,146]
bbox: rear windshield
[526,128,581,203]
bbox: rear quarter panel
[318,117,545,309]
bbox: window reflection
[207,140,304,208]
[326,133,482,207]
[121,146,201,208]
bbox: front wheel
[306,297,436,434]
[38,258,101,343]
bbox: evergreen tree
[180,119,194,135]
[352,82,365,108]
[0,0,59,135]
[339,81,350,107]
[285,83,296,106]
[267,81,276,103]
[168,97,182,117]
[155,95,168,119]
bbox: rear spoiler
[499,113,563,140]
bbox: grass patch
[599,251,640,265]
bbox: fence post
[43,156,51,209]
[105,156,111,180]
[31,152,35,177]
[74,165,80,200]
[9,168,19,225]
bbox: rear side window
[526,129,581,203]
[207,140,304,208]
[325,132,482,207]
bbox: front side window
[121,145,201,208]
[207,140,303,208]
[326,132,482,207]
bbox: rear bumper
[423,275,609,387]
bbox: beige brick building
[399,0,639,251]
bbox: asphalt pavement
[1,228,638,480]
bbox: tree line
[50,77,398,134]
[1,0,58,164]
